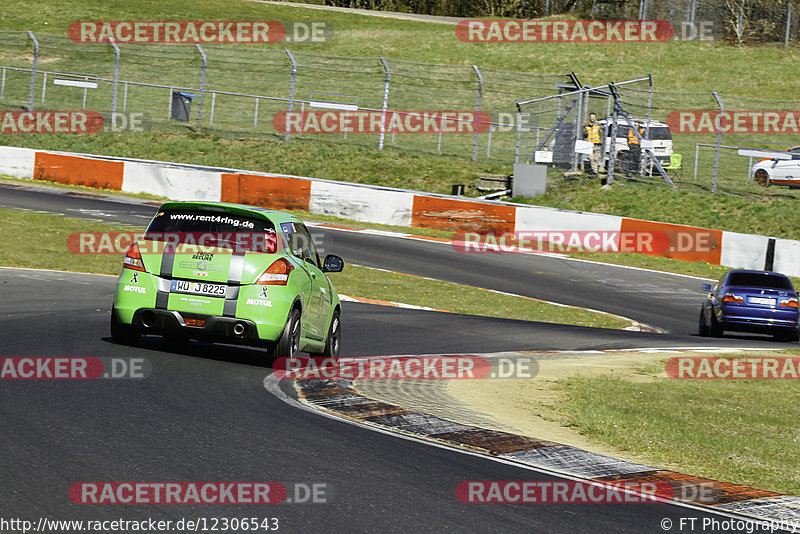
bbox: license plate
[171,280,227,298]
[748,296,776,306]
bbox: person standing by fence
[583,113,603,179]
[626,121,644,176]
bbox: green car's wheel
[275,307,301,360]
[110,308,140,346]
[311,310,340,360]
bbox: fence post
[694,143,700,181]
[572,91,583,171]
[514,109,522,163]
[472,65,483,162]
[711,91,723,194]
[607,95,618,185]
[378,57,390,151]
[284,49,297,142]
[643,73,653,176]
[108,38,120,114]
[26,31,38,112]
[737,0,745,45]
[582,88,590,130]
[195,44,207,130]
[786,2,793,49]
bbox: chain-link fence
[0,30,576,163]
[4,28,800,197]
[515,78,800,199]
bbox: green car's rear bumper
[113,269,292,344]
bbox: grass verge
[0,208,626,329]
[9,174,795,288]
[555,351,800,495]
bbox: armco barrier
[1,145,798,276]
[123,162,221,201]
[34,152,124,191]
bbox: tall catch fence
[517,79,800,199]
[3,30,800,197]
[0,31,573,163]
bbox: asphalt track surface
[0,182,786,533]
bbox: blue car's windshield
[728,272,793,290]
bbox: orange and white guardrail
[0,145,796,276]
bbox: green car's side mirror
[322,254,344,273]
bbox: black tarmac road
[0,182,783,532]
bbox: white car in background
[751,146,800,187]
[599,119,674,169]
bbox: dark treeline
[319,0,798,44]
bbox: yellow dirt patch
[446,352,669,461]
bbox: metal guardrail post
[378,57,390,151]
[472,65,483,162]
[26,31,38,112]
[108,38,120,114]
[694,143,700,181]
[285,49,297,142]
[711,91,723,194]
[195,44,207,130]
[786,2,793,49]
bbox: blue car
[699,270,800,341]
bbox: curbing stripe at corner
[291,355,798,525]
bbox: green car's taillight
[122,243,145,272]
[256,258,293,285]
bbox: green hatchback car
[110,201,343,360]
